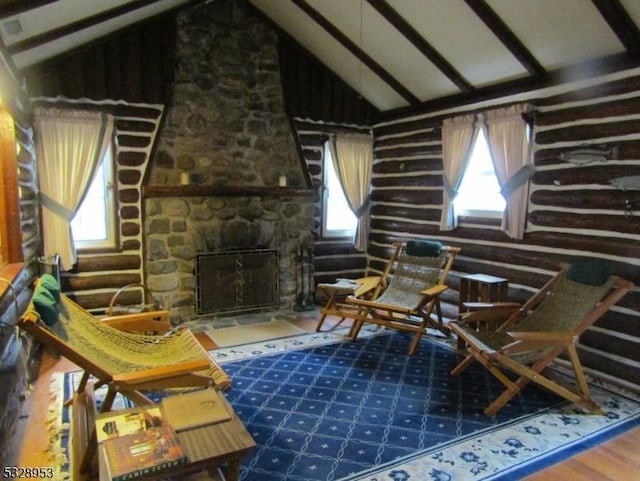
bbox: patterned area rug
[54,329,640,481]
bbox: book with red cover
[102,425,188,481]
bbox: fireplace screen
[196,249,278,315]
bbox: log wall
[23,15,176,105]
[369,70,640,389]
[279,38,379,126]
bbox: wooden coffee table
[96,392,255,481]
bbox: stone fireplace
[143,191,314,324]
[141,0,314,327]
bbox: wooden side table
[95,391,255,481]
[315,276,380,332]
[459,273,509,315]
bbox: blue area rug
[56,330,640,481]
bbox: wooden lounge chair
[344,240,461,355]
[18,275,231,411]
[18,274,232,476]
[449,262,632,416]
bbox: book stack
[97,407,188,481]
[97,390,233,480]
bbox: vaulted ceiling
[2,0,640,116]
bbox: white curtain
[330,132,374,252]
[440,114,476,230]
[484,104,533,239]
[34,107,114,271]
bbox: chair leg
[450,353,476,376]
[408,332,423,356]
[347,307,368,340]
[495,353,603,415]
[315,312,329,332]
[566,342,591,399]
[453,350,526,416]
[100,388,118,413]
[316,291,337,332]
[485,375,529,416]
[433,300,450,337]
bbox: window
[71,142,117,250]
[453,129,505,218]
[322,141,357,237]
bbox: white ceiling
[2,0,640,113]
[249,0,640,111]
[0,0,192,69]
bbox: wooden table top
[98,391,255,481]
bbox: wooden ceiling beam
[463,0,546,78]
[0,0,57,18]
[366,0,474,93]
[291,0,420,106]
[591,0,640,56]
[380,52,640,121]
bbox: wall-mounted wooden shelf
[143,185,317,198]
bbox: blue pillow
[32,284,59,326]
[405,240,442,257]
[567,260,613,286]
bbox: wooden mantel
[143,185,317,198]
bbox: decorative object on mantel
[609,175,640,218]
[559,144,619,164]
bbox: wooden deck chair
[18,275,231,411]
[345,240,461,355]
[450,262,632,416]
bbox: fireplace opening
[196,249,279,316]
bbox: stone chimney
[144,0,314,323]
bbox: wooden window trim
[0,103,23,268]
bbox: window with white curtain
[322,140,357,238]
[71,142,117,249]
[453,129,506,218]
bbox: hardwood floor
[7,313,640,480]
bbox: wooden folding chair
[19,275,232,476]
[449,263,632,416]
[342,240,460,355]
[18,276,231,409]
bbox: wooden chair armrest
[102,310,171,334]
[456,304,521,325]
[507,331,576,343]
[501,331,577,355]
[111,359,211,386]
[353,276,382,298]
[421,284,447,297]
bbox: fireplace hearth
[196,249,278,316]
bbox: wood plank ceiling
[1,0,640,117]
